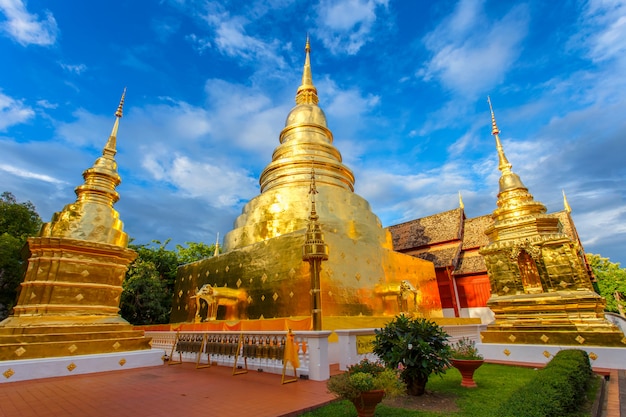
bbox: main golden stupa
[170,40,441,327]
[0,91,152,360]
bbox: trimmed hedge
[495,349,593,417]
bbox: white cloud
[314,0,389,55]
[0,91,34,131]
[0,0,58,46]
[418,0,529,96]
[58,62,87,75]
[0,163,65,185]
[142,154,257,207]
[578,0,626,62]
[36,99,57,109]
[197,6,287,67]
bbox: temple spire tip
[115,88,126,119]
[563,189,572,213]
[296,36,318,105]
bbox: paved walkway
[0,363,335,417]
[0,363,623,417]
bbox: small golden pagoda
[480,98,625,347]
[171,39,441,327]
[0,91,152,360]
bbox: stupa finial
[296,35,319,105]
[214,232,220,256]
[563,190,572,213]
[487,96,512,175]
[105,88,126,155]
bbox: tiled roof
[453,250,486,275]
[408,245,462,268]
[388,208,464,251]
[461,215,492,249]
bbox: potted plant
[326,359,405,417]
[372,314,452,396]
[449,337,484,388]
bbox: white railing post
[299,331,331,381]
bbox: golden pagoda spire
[488,96,513,175]
[295,35,319,105]
[458,191,464,209]
[39,89,129,247]
[214,232,220,256]
[484,97,547,231]
[563,190,572,213]
[487,97,528,195]
[104,87,125,156]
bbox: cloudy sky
[1,0,625,265]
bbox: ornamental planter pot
[351,389,385,417]
[450,359,484,388]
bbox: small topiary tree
[373,314,452,396]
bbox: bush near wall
[495,349,593,417]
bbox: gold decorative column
[0,90,152,360]
[480,98,625,347]
[302,168,329,330]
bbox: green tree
[587,253,626,315]
[0,192,42,319]
[120,259,171,325]
[120,239,217,325]
[176,241,216,264]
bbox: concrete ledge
[0,349,164,383]
[478,342,626,370]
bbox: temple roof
[388,208,464,251]
[461,215,492,250]
[415,245,462,268]
[453,250,486,275]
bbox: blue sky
[1,0,625,265]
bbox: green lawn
[300,363,601,417]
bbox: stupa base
[0,349,164,383]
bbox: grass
[299,363,601,417]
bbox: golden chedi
[0,91,152,360]
[171,39,441,327]
[480,98,625,347]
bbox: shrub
[450,337,483,360]
[326,359,406,402]
[373,315,452,396]
[495,349,593,417]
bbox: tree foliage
[120,240,217,325]
[0,192,42,319]
[587,253,626,315]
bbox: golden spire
[488,96,512,175]
[308,164,319,224]
[485,97,547,227]
[214,232,220,256]
[458,191,464,209]
[302,165,328,331]
[295,35,319,105]
[105,88,126,155]
[563,190,572,213]
[39,89,129,247]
